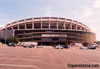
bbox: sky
[0,0,100,40]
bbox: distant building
[0,17,96,45]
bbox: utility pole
[5,29,7,44]
[0,30,1,42]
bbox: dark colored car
[8,43,16,47]
[23,44,35,48]
[37,45,43,48]
[62,45,69,49]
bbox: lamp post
[4,29,7,44]
[0,30,1,42]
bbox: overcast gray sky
[0,0,100,40]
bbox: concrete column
[11,27,13,30]
[75,25,78,30]
[32,21,34,29]
[70,22,72,30]
[25,23,27,29]
[13,29,15,37]
[41,21,42,29]
[64,21,66,29]
[80,26,82,30]
[57,18,59,29]
[49,19,50,29]
[18,25,19,30]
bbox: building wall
[0,29,14,40]
[14,29,96,43]
[81,32,96,43]
[0,17,96,44]
[6,17,90,32]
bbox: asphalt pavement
[0,46,99,69]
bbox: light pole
[5,29,7,44]
[0,30,1,42]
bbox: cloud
[0,18,13,29]
[83,8,93,17]
[0,18,11,25]
[94,0,100,8]
[0,25,4,27]
[79,0,100,40]
[44,5,53,16]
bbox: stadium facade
[0,17,96,45]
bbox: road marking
[29,56,40,57]
[0,64,37,68]
[0,58,40,61]
[0,54,9,55]
[0,53,8,55]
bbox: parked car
[17,42,21,46]
[62,45,69,49]
[88,44,96,49]
[8,43,16,47]
[96,44,100,48]
[55,45,64,49]
[23,44,34,48]
[80,46,88,50]
[37,45,43,48]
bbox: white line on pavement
[0,64,37,68]
[0,58,40,61]
[0,54,8,55]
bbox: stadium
[0,17,96,45]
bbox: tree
[95,41,100,44]
[7,37,19,43]
[82,42,89,47]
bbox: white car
[37,45,43,48]
[55,45,64,49]
[88,44,96,49]
[80,46,88,50]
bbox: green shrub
[7,37,19,43]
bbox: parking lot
[0,46,99,69]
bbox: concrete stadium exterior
[0,17,96,45]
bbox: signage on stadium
[42,34,67,37]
